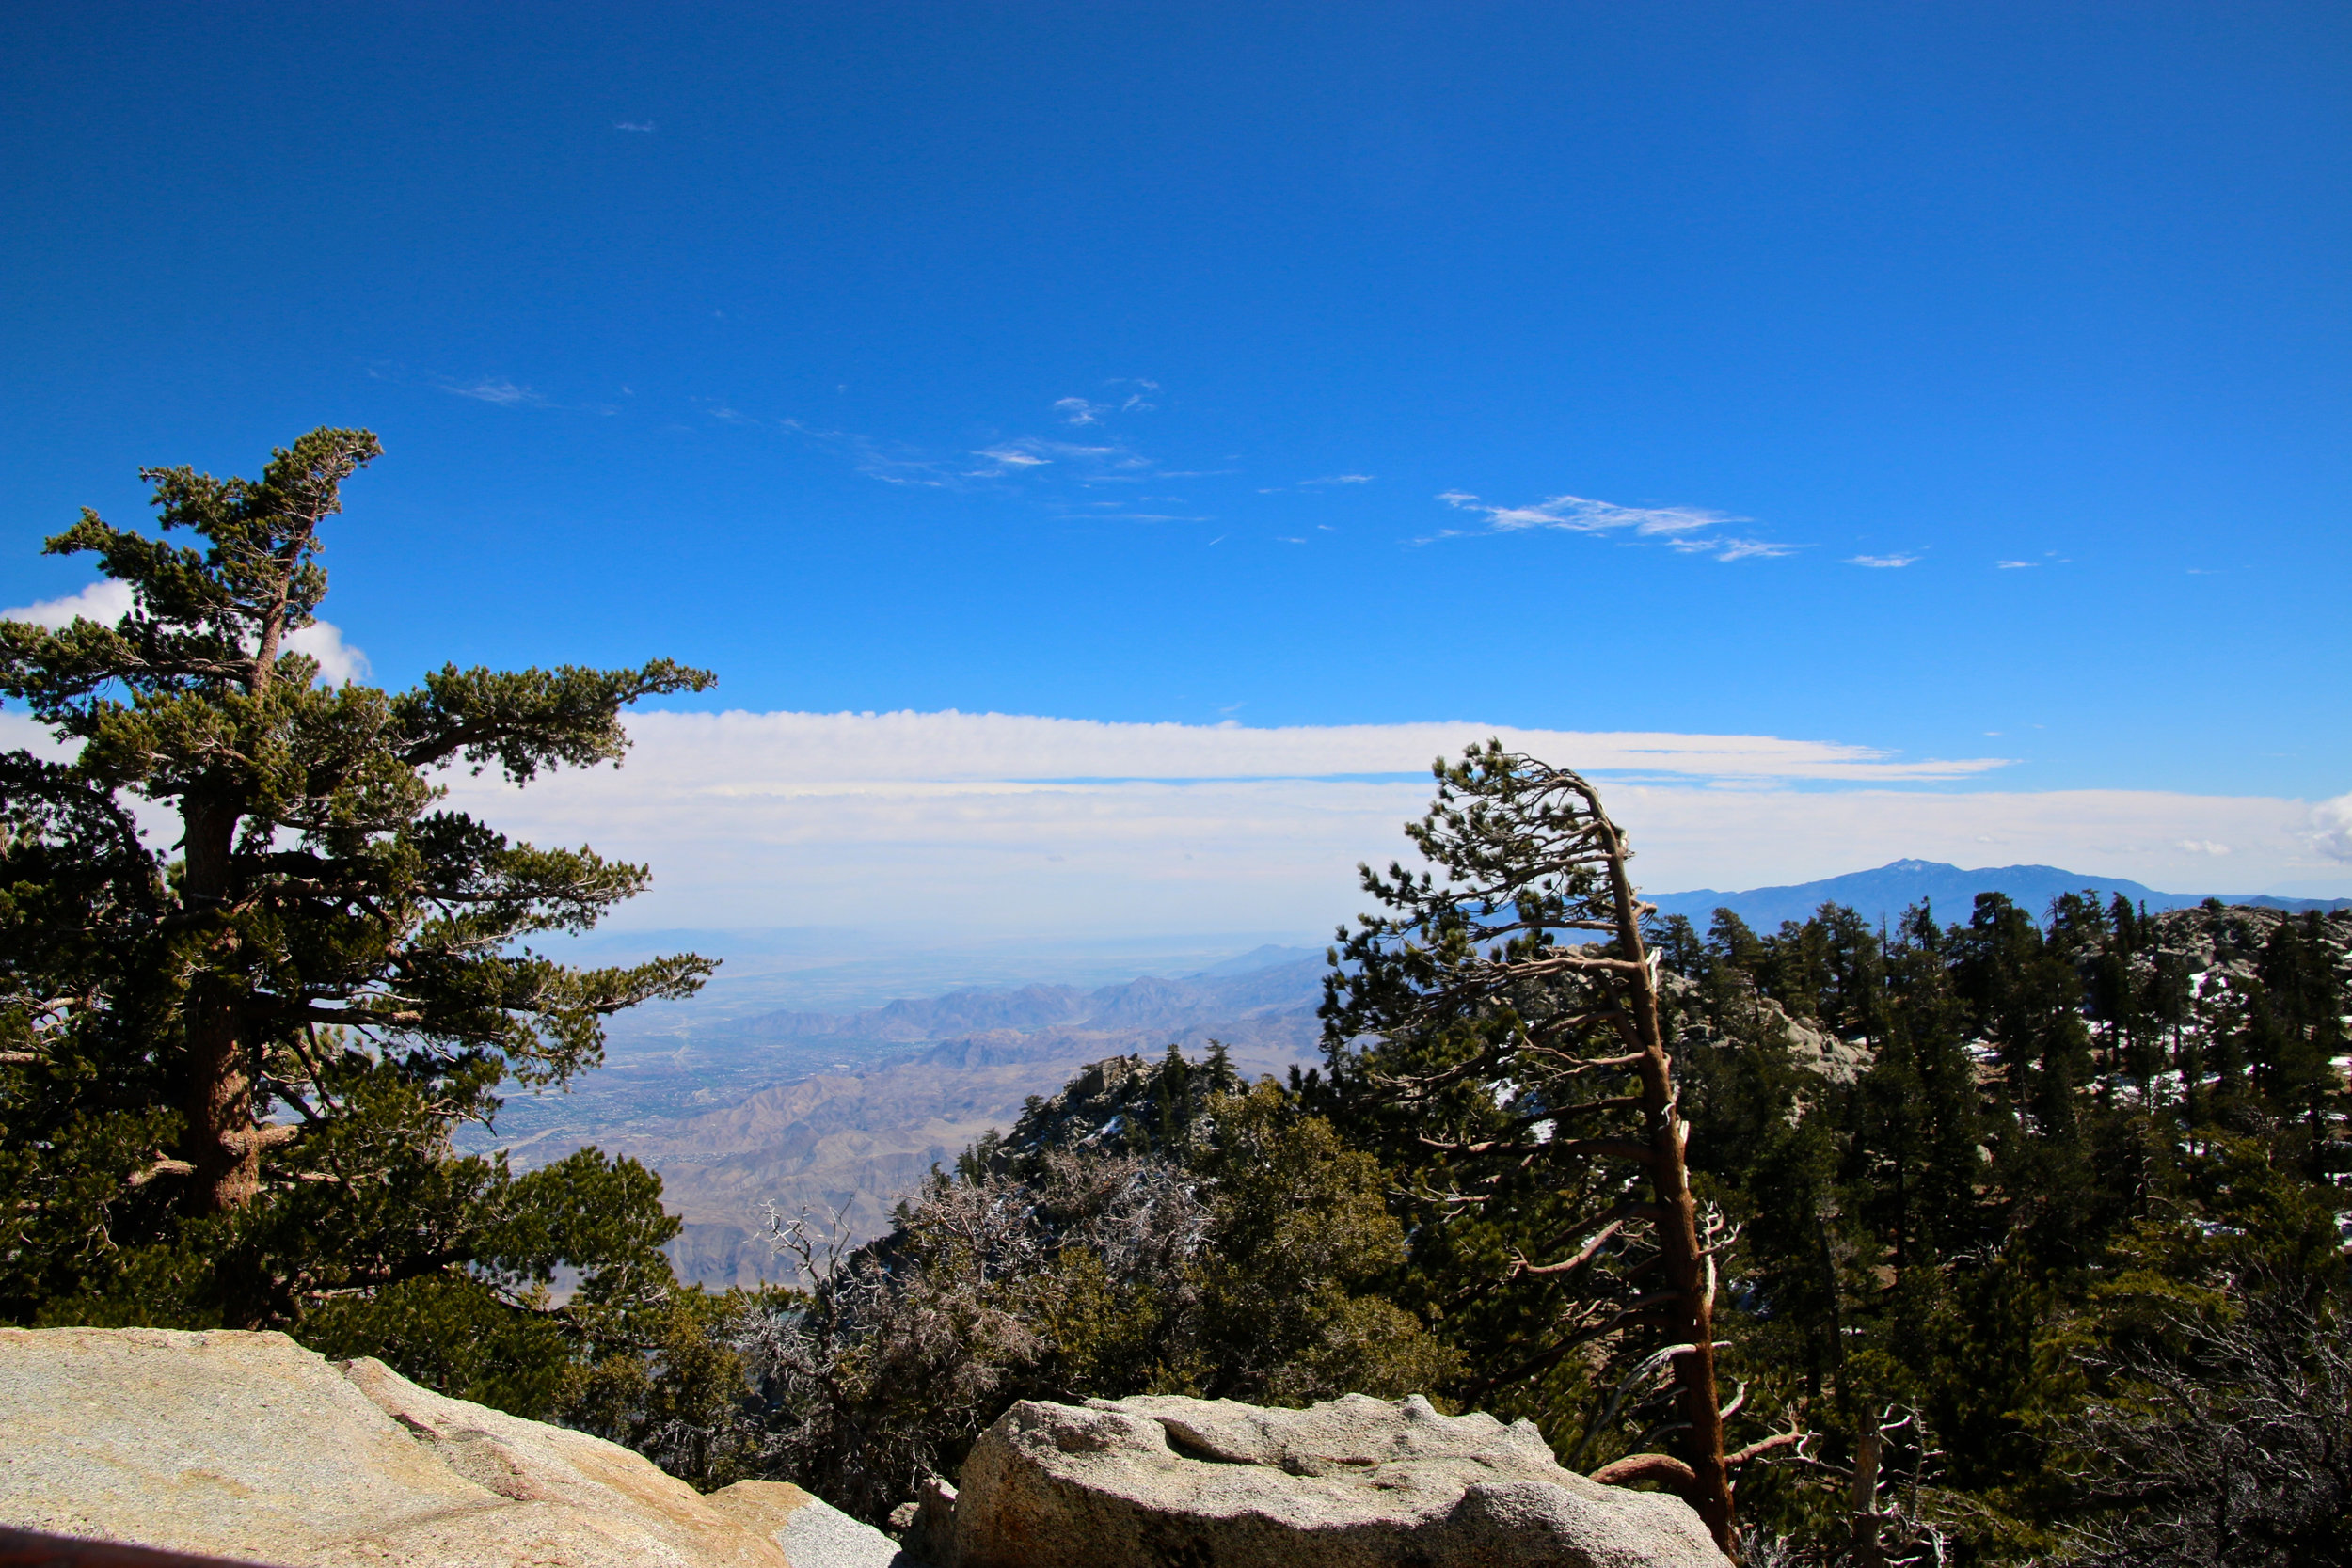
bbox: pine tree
[0,429,714,1355]
[1322,743,1763,1553]
[2248,912,2349,1167]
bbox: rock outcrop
[0,1327,903,1568]
[3,1328,1726,1568]
[930,1391,1729,1568]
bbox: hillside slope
[474,956,1327,1286]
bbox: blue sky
[4,2,2348,927]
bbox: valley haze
[492,858,2345,1288]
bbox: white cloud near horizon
[1848,553,1918,568]
[578,709,2012,786]
[2,581,369,684]
[1,705,2341,933]
[405,711,2349,935]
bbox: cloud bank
[409,711,2346,936]
[556,710,2008,786]
[4,698,2337,936]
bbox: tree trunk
[177,799,259,1215]
[1598,817,1736,1556]
[1849,1419,1884,1568]
[182,991,260,1212]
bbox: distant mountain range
[723,952,1326,1049]
[1649,859,2351,933]
[471,949,1330,1288]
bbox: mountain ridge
[719,957,1327,1050]
[1649,858,2350,932]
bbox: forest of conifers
[708,881,2348,1566]
[4,433,2345,1567]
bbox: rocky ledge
[1,1328,1723,1568]
[918,1391,1727,1568]
[0,1327,901,1568]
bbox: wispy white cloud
[403,709,2346,936]
[1847,553,1918,569]
[964,436,1151,481]
[1995,560,2036,570]
[3,580,370,684]
[972,446,1053,469]
[1104,378,1159,413]
[442,378,541,406]
[1428,491,1790,561]
[781,418,1170,492]
[1691,537,1796,562]
[781,385,1183,500]
[613,121,656,133]
[780,420,965,488]
[1440,492,1729,537]
[1054,382,1159,425]
[1302,474,1373,487]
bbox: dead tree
[2057,1270,2352,1567]
[1322,743,1748,1553]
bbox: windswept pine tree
[1319,743,1772,1554]
[0,430,720,1406]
